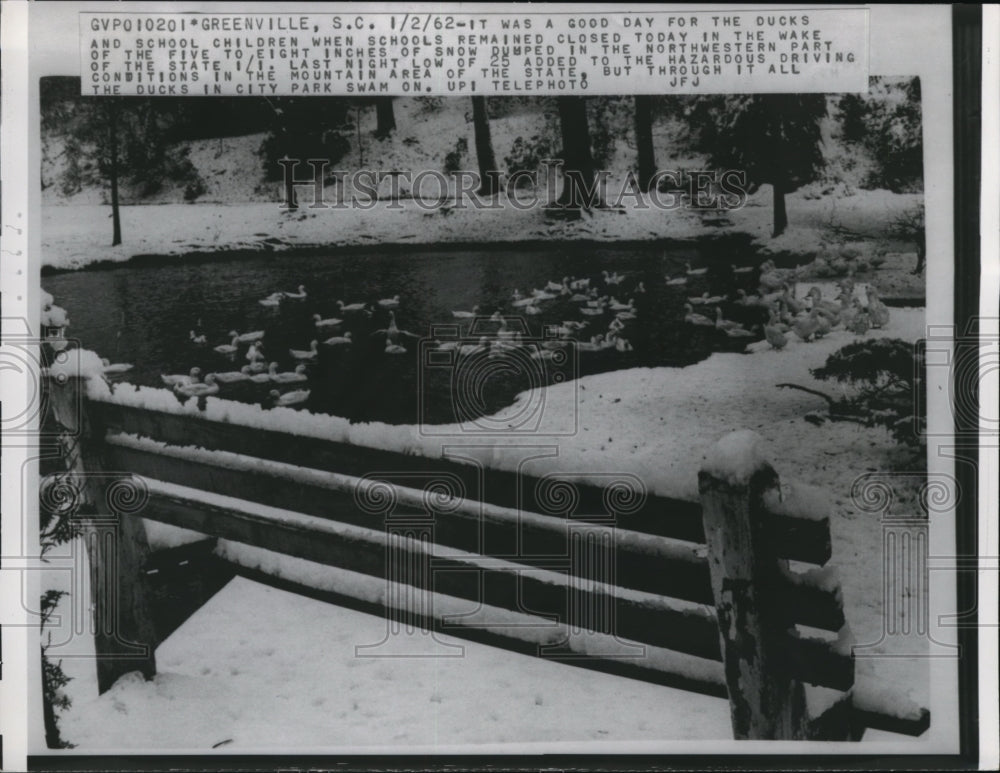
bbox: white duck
[100,358,133,376]
[322,332,353,347]
[684,304,714,327]
[451,304,480,319]
[337,300,368,313]
[259,293,282,308]
[685,262,708,277]
[242,365,271,383]
[665,275,688,287]
[162,367,202,387]
[289,340,319,361]
[214,336,239,355]
[377,295,400,309]
[189,330,207,345]
[230,329,265,344]
[283,285,307,301]
[210,369,251,384]
[269,389,310,407]
[175,374,219,398]
[459,337,489,357]
[313,314,343,331]
[269,363,308,384]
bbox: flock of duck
[670,258,891,350]
[162,270,650,408]
[42,252,892,415]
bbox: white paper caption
[81,9,869,97]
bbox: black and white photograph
[1,2,994,768]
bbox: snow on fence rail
[42,375,930,742]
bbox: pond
[43,237,771,425]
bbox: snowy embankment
[41,185,922,276]
[45,304,928,749]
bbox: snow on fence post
[697,430,808,740]
[46,373,158,693]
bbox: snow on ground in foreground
[58,576,731,750]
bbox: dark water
[43,238,769,425]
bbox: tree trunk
[471,96,500,196]
[555,96,598,210]
[772,176,788,237]
[109,102,122,246]
[634,95,657,193]
[375,97,396,138]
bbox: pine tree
[687,94,827,236]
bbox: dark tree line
[42,76,921,245]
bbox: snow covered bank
[41,185,923,275]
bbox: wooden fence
[42,375,930,741]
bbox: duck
[322,332,353,346]
[805,287,842,321]
[451,304,480,319]
[577,334,609,352]
[848,301,872,336]
[270,363,309,384]
[725,325,756,339]
[781,283,805,315]
[733,289,768,309]
[312,314,343,331]
[189,330,207,345]
[337,300,368,313]
[100,358,133,376]
[545,279,565,292]
[496,318,517,340]
[377,295,401,309]
[459,337,489,357]
[615,311,637,321]
[435,340,461,352]
[570,277,590,290]
[614,337,634,352]
[603,270,625,286]
[245,342,266,363]
[635,281,647,294]
[210,369,251,384]
[289,340,319,361]
[684,304,714,327]
[269,388,310,407]
[230,329,265,344]
[531,289,557,301]
[608,297,634,312]
[562,320,587,331]
[732,264,755,276]
[243,361,269,377]
[866,287,890,329]
[524,304,543,316]
[685,262,708,277]
[512,296,537,308]
[580,306,605,316]
[569,293,590,302]
[714,307,742,332]
[213,336,240,356]
[282,285,308,301]
[665,275,688,287]
[161,367,202,387]
[259,293,283,308]
[793,311,822,342]
[175,374,219,398]
[371,311,419,346]
[764,318,789,350]
[384,343,408,355]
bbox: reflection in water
[43,240,766,425]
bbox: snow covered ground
[43,306,929,750]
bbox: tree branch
[775,382,838,407]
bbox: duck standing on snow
[866,287,890,329]
[764,313,788,350]
[848,299,872,336]
[793,310,822,342]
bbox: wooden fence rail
[42,376,930,741]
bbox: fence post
[698,430,807,739]
[46,374,158,693]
